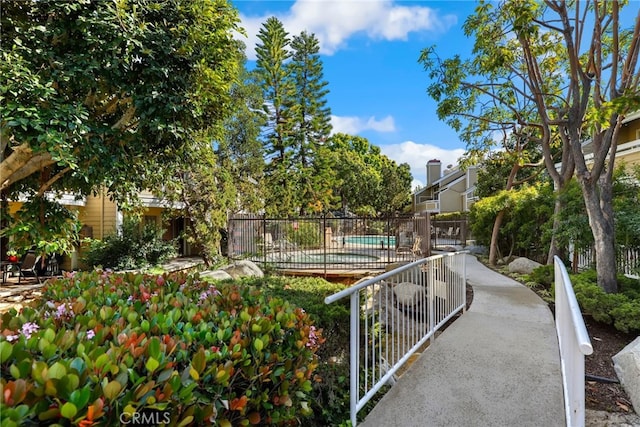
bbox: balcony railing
[415,199,440,213]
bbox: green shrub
[0,271,322,426]
[571,270,640,333]
[284,222,321,249]
[236,276,352,426]
[526,264,555,289]
[83,219,177,270]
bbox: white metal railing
[554,256,593,427]
[325,252,467,426]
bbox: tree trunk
[579,177,618,293]
[546,195,564,265]
[489,210,506,266]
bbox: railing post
[323,213,327,278]
[350,291,360,427]
[462,253,467,313]
[429,257,436,343]
[262,214,267,268]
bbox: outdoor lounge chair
[397,236,423,260]
[18,251,42,284]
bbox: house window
[636,129,640,141]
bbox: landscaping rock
[200,270,233,281]
[508,257,542,274]
[221,259,264,279]
[394,282,424,305]
[612,336,640,412]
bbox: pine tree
[254,17,298,215]
[288,31,333,214]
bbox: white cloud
[330,114,396,134]
[380,140,465,189]
[237,1,457,59]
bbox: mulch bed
[583,316,637,414]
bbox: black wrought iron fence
[228,214,431,273]
[430,218,470,247]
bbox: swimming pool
[344,235,396,246]
[298,252,380,263]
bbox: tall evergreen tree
[254,17,298,215]
[288,31,333,214]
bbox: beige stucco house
[412,159,479,215]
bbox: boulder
[199,270,233,281]
[394,282,424,305]
[612,336,640,411]
[221,260,264,279]
[508,257,542,274]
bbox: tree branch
[36,166,72,196]
[1,146,56,191]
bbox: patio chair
[397,236,423,260]
[18,251,42,284]
[447,227,455,238]
[411,236,423,259]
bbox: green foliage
[0,196,80,257]
[1,0,241,198]
[571,270,640,333]
[2,0,243,275]
[83,219,177,270]
[283,222,321,248]
[469,182,553,262]
[526,264,555,290]
[325,133,412,215]
[217,64,266,216]
[0,270,322,426]
[613,165,640,248]
[236,275,351,426]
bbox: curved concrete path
[361,254,565,427]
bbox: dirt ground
[583,316,640,426]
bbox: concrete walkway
[361,254,565,427]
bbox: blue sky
[231,0,480,189]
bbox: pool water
[344,235,396,246]
[299,252,380,263]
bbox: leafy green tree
[421,0,640,292]
[326,134,382,215]
[375,159,413,215]
[1,0,241,198]
[474,131,545,265]
[160,131,236,267]
[470,182,554,262]
[613,165,640,248]
[1,0,243,257]
[325,133,411,215]
[555,167,640,259]
[217,62,267,216]
[289,31,333,214]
